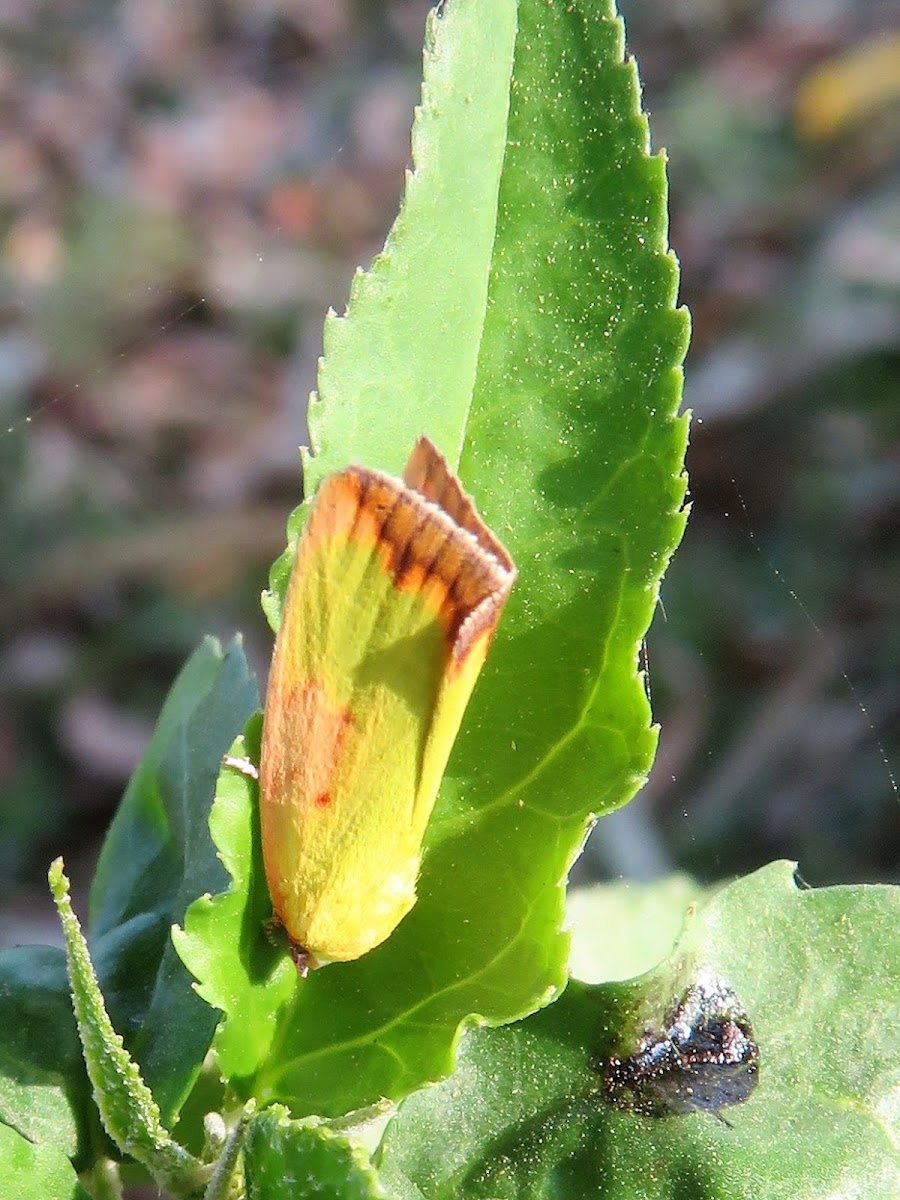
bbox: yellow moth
[257,437,515,972]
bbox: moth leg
[223,754,259,780]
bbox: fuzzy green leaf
[48,860,208,1197]
[0,1123,93,1200]
[0,923,211,1173]
[378,863,900,1198]
[243,1107,385,1200]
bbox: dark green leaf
[0,946,91,1164]
[87,636,258,1125]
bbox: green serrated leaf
[87,636,258,1125]
[0,1122,93,1200]
[305,0,518,490]
[244,1106,385,1200]
[172,717,297,1083]
[178,0,689,1119]
[261,0,518,635]
[243,0,689,1117]
[48,860,208,1197]
[378,863,900,1199]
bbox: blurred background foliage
[0,0,898,949]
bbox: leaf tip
[48,856,69,903]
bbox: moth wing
[259,442,513,964]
